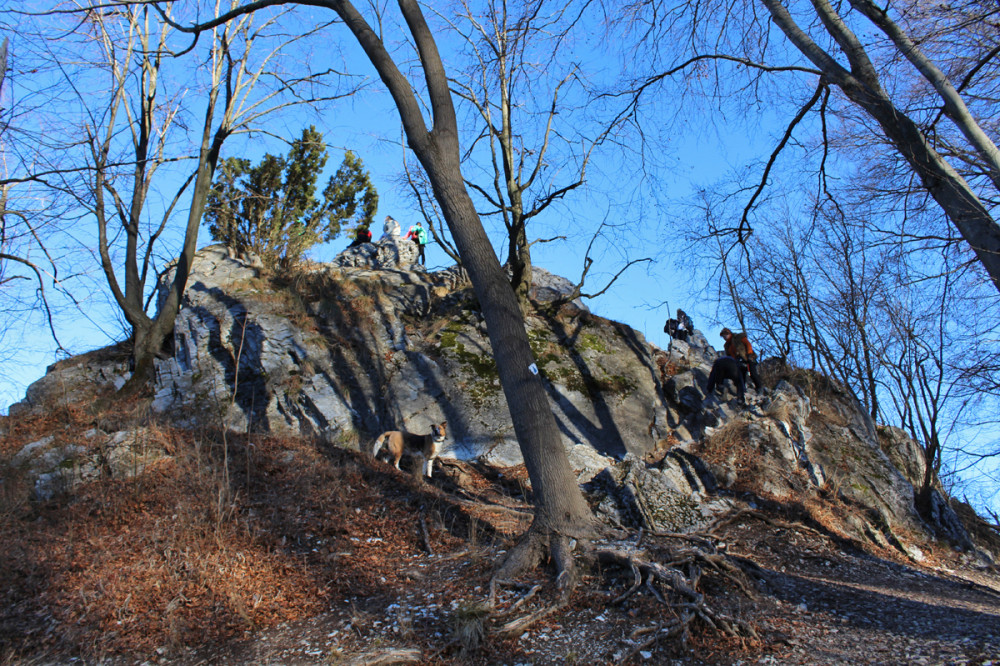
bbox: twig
[612,561,643,604]
[505,584,542,614]
[419,512,435,555]
[616,615,690,665]
[645,576,666,605]
[494,601,566,639]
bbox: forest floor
[2,405,999,665]
[200,486,1000,666]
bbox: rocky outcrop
[12,427,169,501]
[138,245,664,470]
[9,243,974,557]
[329,235,420,269]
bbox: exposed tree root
[490,523,581,603]
[478,522,759,662]
[591,539,759,653]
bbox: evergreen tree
[205,126,378,267]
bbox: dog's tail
[372,432,389,458]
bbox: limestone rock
[9,347,130,416]
[586,454,732,533]
[329,237,419,270]
[11,243,975,558]
[12,428,169,501]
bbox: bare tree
[618,0,1000,294]
[7,2,352,391]
[169,0,597,584]
[448,0,613,306]
[708,183,998,519]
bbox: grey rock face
[10,244,969,556]
[9,348,130,416]
[587,454,733,532]
[141,246,664,469]
[12,428,168,501]
[329,237,419,270]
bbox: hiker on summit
[382,215,401,240]
[405,222,429,265]
[721,327,763,391]
[664,308,694,342]
[348,225,372,248]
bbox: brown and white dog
[372,422,447,478]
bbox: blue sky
[1,4,763,410]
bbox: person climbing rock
[721,327,763,391]
[705,355,747,404]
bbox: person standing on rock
[406,221,429,265]
[382,215,401,240]
[721,327,762,391]
[663,308,694,342]
[675,309,693,342]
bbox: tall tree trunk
[422,147,593,539]
[117,58,227,396]
[333,0,596,576]
[508,219,532,310]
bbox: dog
[372,421,447,478]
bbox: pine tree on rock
[205,126,378,268]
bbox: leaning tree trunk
[762,0,1000,296]
[423,146,595,544]
[330,0,597,580]
[118,98,225,397]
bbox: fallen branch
[494,601,567,639]
[349,647,423,665]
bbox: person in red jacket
[348,225,372,248]
[721,327,763,391]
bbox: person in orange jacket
[721,327,763,391]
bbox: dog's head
[431,421,447,441]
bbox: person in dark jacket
[721,327,762,391]
[664,308,694,342]
[348,225,372,248]
[705,356,746,404]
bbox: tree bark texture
[331,0,595,537]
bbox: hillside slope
[3,242,999,664]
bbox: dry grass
[4,370,993,664]
[952,499,1000,558]
[758,361,844,403]
[0,394,478,662]
[695,420,753,476]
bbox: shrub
[205,126,378,269]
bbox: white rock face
[10,244,971,553]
